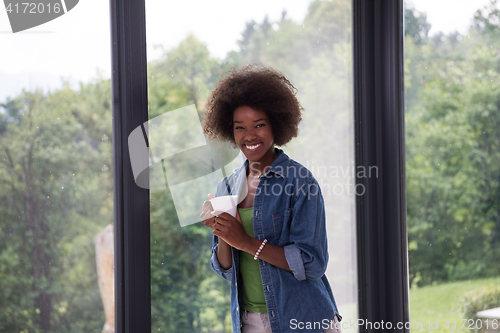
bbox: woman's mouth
[244,143,262,151]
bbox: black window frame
[353,0,410,331]
[109,0,410,332]
[110,0,150,331]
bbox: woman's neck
[247,148,278,177]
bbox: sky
[0,0,494,102]
[409,0,492,36]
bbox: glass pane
[0,4,114,333]
[146,0,356,332]
[405,0,500,331]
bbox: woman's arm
[216,238,233,269]
[240,236,291,272]
[203,214,233,270]
[283,177,329,281]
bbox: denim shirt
[210,148,341,333]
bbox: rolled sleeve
[284,243,306,281]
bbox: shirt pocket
[271,208,292,244]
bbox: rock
[95,224,115,333]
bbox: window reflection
[405,0,500,328]
[0,2,113,332]
[147,0,356,332]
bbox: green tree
[149,34,223,114]
[148,34,231,332]
[405,2,431,45]
[0,78,113,332]
[405,11,500,286]
[472,0,500,44]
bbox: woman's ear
[230,141,238,149]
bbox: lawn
[410,277,500,332]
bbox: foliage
[472,0,500,44]
[460,284,500,320]
[0,79,112,332]
[405,0,500,286]
[2,0,500,332]
[405,2,431,45]
[148,33,233,332]
[409,277,500,333]
[148,35,224,113]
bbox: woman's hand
[201,193,217,229]
[213,211,251,250]
[201,194,290,272]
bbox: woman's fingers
[212,215,248,250]
[216,212,234,222]
[201,216,216,229]
[214,220,227,232]
[202,214,230,230]
[200,200,214,221]
[200,194,215,221]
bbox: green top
[238,207,268,313]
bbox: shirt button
[237,307,239,312]
[235,282,237,286]
[266,285,270,291]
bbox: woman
[201,65,342,333]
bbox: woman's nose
[244,128,257,140]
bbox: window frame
[352,0,410,330]
[110,0,151,331]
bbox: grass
[410,277,500,332]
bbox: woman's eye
[256,123,265,128]
[235,126,244,130]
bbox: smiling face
[233,105,276,167]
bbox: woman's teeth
[246,143,261,150]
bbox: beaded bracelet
[253,239,268,260]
